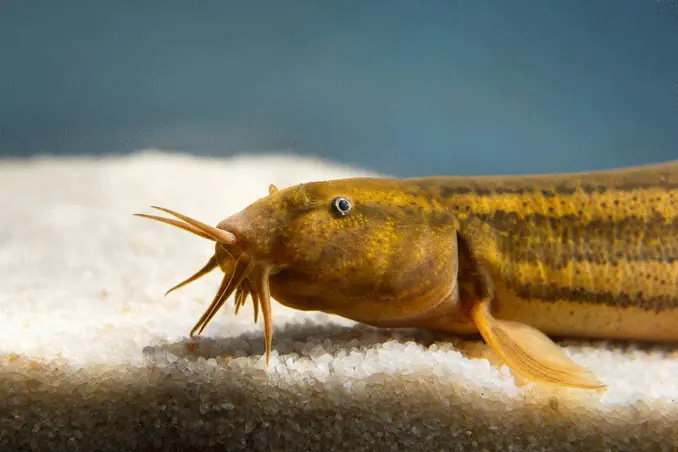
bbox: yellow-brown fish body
[137,160,678,389]
[413,161,678,343]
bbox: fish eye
[331,196,352,216]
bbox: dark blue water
[1,1,677,177]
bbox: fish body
[137,160,678,389]
[413,161,678,342]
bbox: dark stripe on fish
[468,211,678,267]
[435,172,678,199]
[514,283,678,312]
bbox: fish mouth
[134,206,275,364]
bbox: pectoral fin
[457,224,605,390]
[471,299,606,390]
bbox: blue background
[1,1,677,176]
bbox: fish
[135,160,678,389]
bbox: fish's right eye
[331,197,352,217]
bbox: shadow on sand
[142,319,496,364]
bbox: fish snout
[217,207,281,263]
[216,212,251,249]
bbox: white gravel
[0,150,676,451]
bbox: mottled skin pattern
[419,161,678,342]
[138,160,678,389]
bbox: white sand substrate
[0,150,676,451]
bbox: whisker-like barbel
[190,256,254,337]
[150,206,237,245]
[133,213,215,242]
[234,285,246,314]
[189,269,233,338]
[164,255,219,296]
[255,266,273,365]
[233,278,256,320]
[245,278,259,324]
[195,254,242,334]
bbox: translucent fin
[165,255,218,296]
[471,299,606,390]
